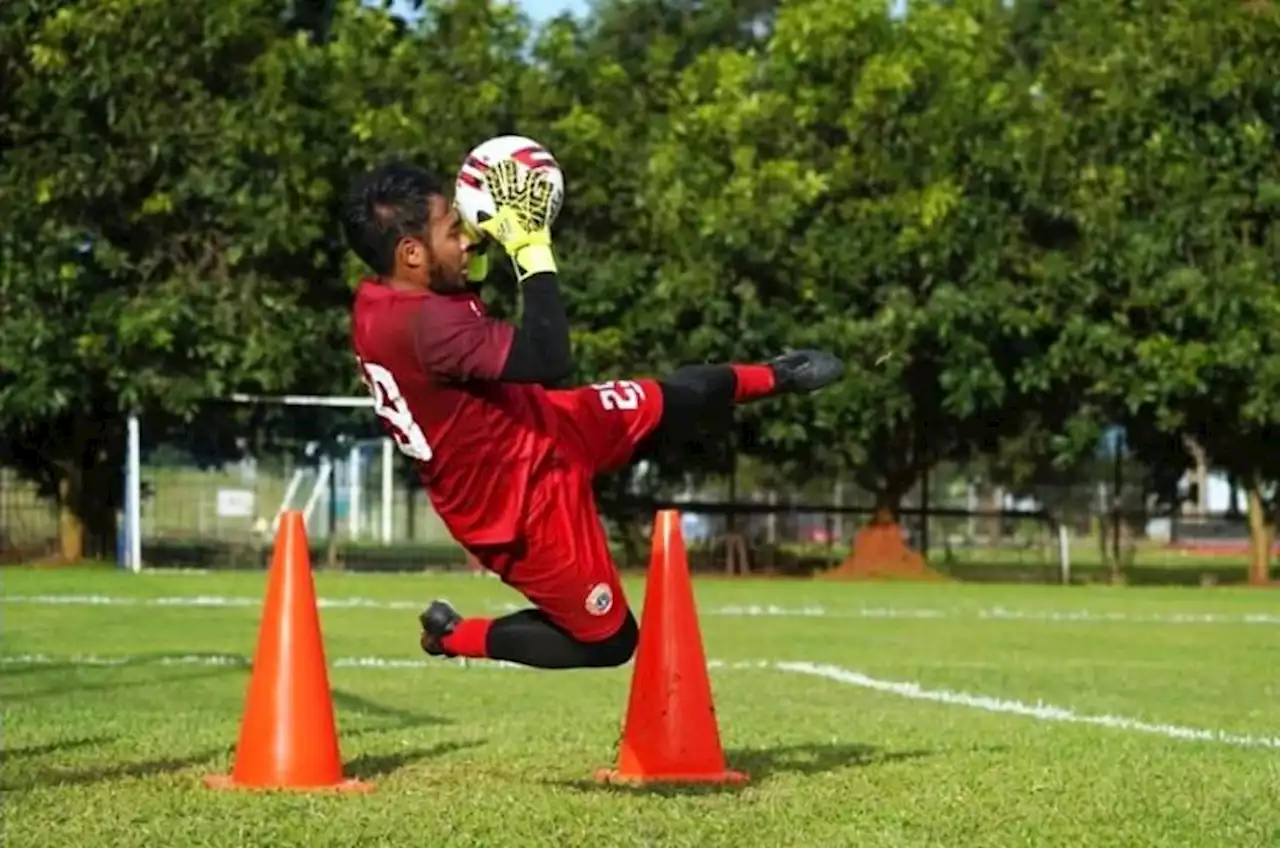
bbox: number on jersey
[592,380,644,411]
[359,359,433,462]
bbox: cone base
[593,767,749,786]
[203,773,374,793]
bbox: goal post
[123,412,142,572]
[120,393,422,572]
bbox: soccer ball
[453,135,566,232]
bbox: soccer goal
[118,393,449,572]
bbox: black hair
[339,160,446,276]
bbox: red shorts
[471,379,664,642]
[544,378,665,474]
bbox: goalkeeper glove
[475,159,558,283]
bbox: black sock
[485,608,638,669]
[637,364,738,457]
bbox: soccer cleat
[768,349,846,394]
[418,599,463,657]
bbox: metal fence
[4,397,1272,581]
[3,452,1269,585]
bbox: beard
[426,254,466,293]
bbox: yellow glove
[475,158,558,283]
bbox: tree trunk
[83,445,119,560]
[1245,477,1273,586]
[57,460,86,562]
[54,413,121,563]
[983,484,1001,542]
[1097,510,1111,572]
[1182,434,1209,517]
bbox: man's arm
[413,273,573,384]
[436,158,570,384]
[500,271,572,384]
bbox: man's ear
[398,236,424,269]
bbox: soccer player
[341,157,844,670]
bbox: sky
[521,0,590,18]
[389,0,907,24]
[388,0,590,21]
[516,0,910,21]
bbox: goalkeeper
[342,158,844,669]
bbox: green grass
[3,568,1278,847]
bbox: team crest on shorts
[585,582,613,616]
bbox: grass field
[3,567,1278,847]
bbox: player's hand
[476,159,558,283]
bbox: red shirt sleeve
[412,295,514,381]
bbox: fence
[1,398,1272,585]
[2,465,1268,586]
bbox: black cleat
[418,599,463,657]
[768,349,846,394]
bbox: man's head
[339,160,474,293]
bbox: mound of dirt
[819,508,947,581]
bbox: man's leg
[535,350,842,477]
[417,459,637,670]
[420,602,637,669]
[643,349,845,455]
[414,351,844,667]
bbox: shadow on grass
[332,688,452,736]
[4,746,226,791]
[2,735,118,760]
[6,737,486,790]
[2,653,248,703]
[346,739,484,781]
[0,662,87,679]
[726,742,936,780]
[549,741,937,796]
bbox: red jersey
[350,280,561,546]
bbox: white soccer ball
[453,135,566,232]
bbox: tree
[508,0,789,542]
[0,0,342,558]
[520,0,782,395]
[640,0,1098,549]
[0,0,534,559]
[1029,0,1280,584]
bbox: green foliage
[1,0,357,555]
[2,0,1280,573]
[642,0,1099,500]
[0,0,531,554]
[1025,0,1280,578]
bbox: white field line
[2,652,1276,751]
[3,593,1279,626]
[776,661,1280,751]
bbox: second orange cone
[205,510,370,792]
[596,509,748,786]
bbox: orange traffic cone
[595,509,748,786]
[205,510,370,792]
